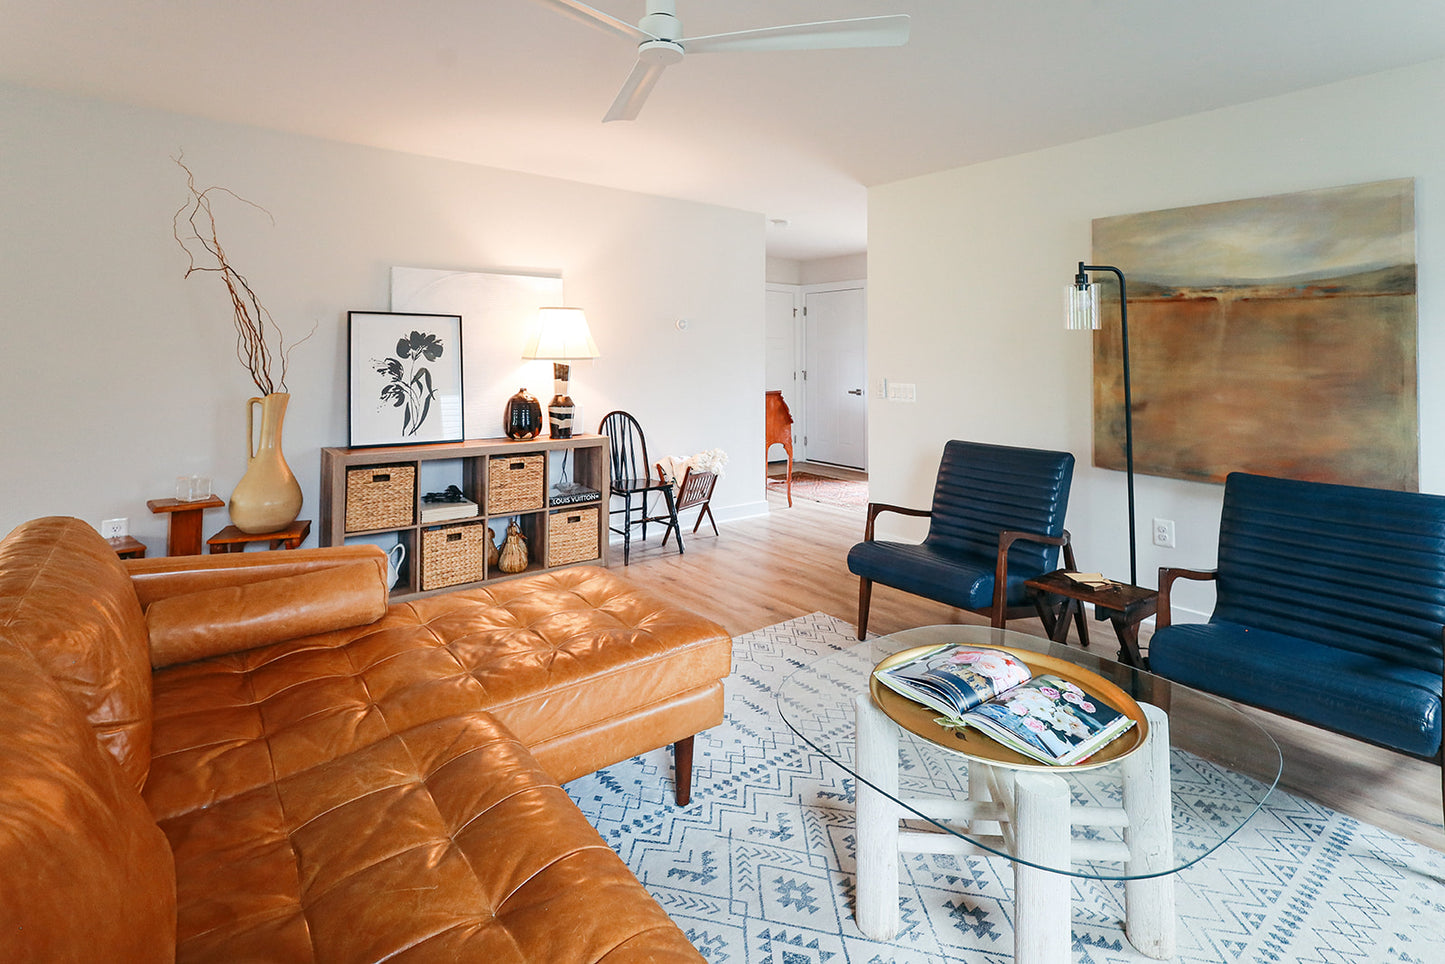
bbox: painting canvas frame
[1091,178,1418,490]
[348,310,465,447]
[390,267,564,440]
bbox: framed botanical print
[348,311,464,446]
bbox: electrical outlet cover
[100,518,127,539]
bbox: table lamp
[521,307,600,438]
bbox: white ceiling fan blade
[682,14,910,54]
[603,60,668,122]
[532,0,655,42]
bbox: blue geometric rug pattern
[566,612,1445,963]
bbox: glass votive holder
[175,475,213,502]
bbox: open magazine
[872,645,1135,765]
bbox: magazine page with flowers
[873,646,1033,719]
[873,646,1135,766]
[957,675,1134,765]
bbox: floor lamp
[1068,262,1138,587]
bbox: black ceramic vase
[504,387,543,440]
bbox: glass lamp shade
[1065,280,1101,330]
[521,307,600,361]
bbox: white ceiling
[5,1,1445,261]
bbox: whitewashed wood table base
[854,695,1176,963]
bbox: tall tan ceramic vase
[230,392,304,534]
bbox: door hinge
[801,370,807,380]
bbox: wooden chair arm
[1156,566,1217,629]
[863,502,931,541]
[992,529,1073,615]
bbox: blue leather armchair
[847,441,1077,639]
[1150,472,1445,820]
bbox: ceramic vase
[230,392,304,534]
[504,387,543,440]
[497,518,528,573]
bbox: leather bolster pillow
[146,561,388,668]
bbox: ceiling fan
[534,0,911,122]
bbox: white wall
[766,257,803,285]
[767,253,868,286]
[868,57,1445,621]
[800,253,867,286]
[0,83,767,550]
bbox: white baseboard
[603,499,770,546]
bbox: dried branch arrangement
[172,156,313,395]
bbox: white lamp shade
[522,307,600,360]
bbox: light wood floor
[608,484,1445,852]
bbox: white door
[765,286,800,463]
[765,286,798,394]
[804,285,867,469]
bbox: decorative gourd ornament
[486,525,500,568]
[498,518,529,573]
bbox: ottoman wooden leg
[674,736,694,806]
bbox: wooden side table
[106,535,147,559]
[1025,569,1159,668]
[147,495,225,557]
[207,519,312,553]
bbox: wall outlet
[1152,517,1176,549]
[100,518,128,539]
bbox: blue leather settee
[847,440,1076,639]
[1150,472,1445,810]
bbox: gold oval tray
[869,644,1149,772]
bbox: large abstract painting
[391,267,563,440]
[1091,178,1418,490]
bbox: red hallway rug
[767,471,869,509]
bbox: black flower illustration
[374,330,444,436]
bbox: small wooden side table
[147,495,225,557]
[207,519,312,553]
[1025,569,1159,669]
[106,535,147,559]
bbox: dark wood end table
[207,519,312,553]
[147,495,226,557]
[1025,569,1159,668]
[106,535,147,559]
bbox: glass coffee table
[776,624,1282,964]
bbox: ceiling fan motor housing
[639,38,684,65]
[639,10,681,41]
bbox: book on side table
[873,644,1135,765]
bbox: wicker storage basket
[488,454,545,514]
[421,521,487,591]
[345,465,416,531]
[548,507,599,567]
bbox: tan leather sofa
[0,517,732,962]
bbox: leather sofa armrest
[864,502,931,541]
[994,528,1074,615]
[1156,566,1216,629]
[125,544,387,609]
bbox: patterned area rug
[567,612,1445,963]
[768,471,870,509]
